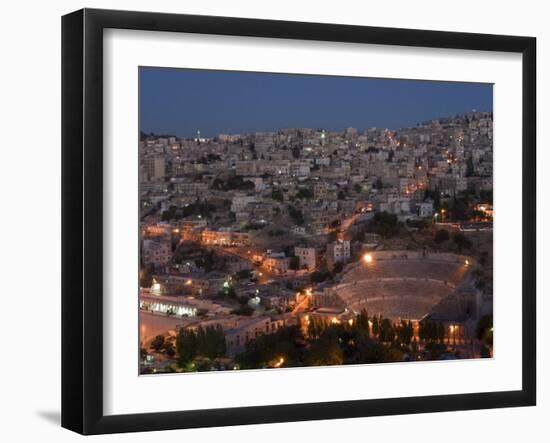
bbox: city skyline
[139,67,493,138]
[139,98,493,373]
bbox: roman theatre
[326,251,475,322]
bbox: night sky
[139,67,493,138]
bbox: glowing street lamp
[363,254,373,264]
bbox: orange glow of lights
[363,254,373,263]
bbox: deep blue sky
[139,67,492,138]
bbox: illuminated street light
[363,254,373,264]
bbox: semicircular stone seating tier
[336,252,473,320]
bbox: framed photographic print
[61,8,536,435]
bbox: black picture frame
[62,8,536,435]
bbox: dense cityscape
[139,110,494,374]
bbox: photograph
[138,68,494,374]
[1,0,544,439]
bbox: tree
[383,346,403,362]
[231,305,254,316]
[140,265,154,288]
[372,315,380,337]
[296,187,313,200]
[289,256,300,270]
[176,328,198,367]
[356,309,370,336]
[425,341,447,360]
[476,314,493,346]
[203,325,227,359]
[332,261,344,274]
[235,269,253,280]
[437,323,446,343]
[271,189,284,202]
[453,232,472,252]
[379,318,395,342]
[306,339,344,366]
[368,211,400,238]
[310,271,331,283]
[195,250,215,272]
[434,229,450,244]
[140,347,148,362]
[235,325,304,369]
[466,155,475,177]
[237,295,250,305]
[217,285,237,300]
[212,174,255,191]
[162,340,176,357]
[161,205,178,221]
[288,205,304,226]
[396,320,413,345]
[479,190,493,204]
[452,197,470,221]
[150,335,165,352]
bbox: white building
[418,201,434,217]
[231,194,257,213]
[143,155,165,181]
[263,252,291,275]
[294,247,317,271]
[326,239,350,268]
[142,238,172,267]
